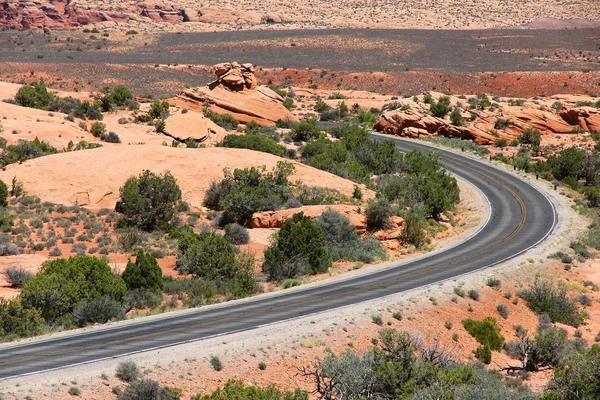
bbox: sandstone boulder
[251,205,365,231]
[163,111,226,145]
[175,62,294,126]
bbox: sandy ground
[2,156,587,399]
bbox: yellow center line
[0,157,527,368]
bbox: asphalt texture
[0,136,556,380]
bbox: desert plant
[223,223,250,245]
[117,170,182,231]
[72,295,125,327]
[122,250,163,292]
[496,304,509,319]
[116,360,140,382]
[210,356,224,371]
[0,298,45,339]
[520,277,585,327]
[462,317,504,351]
[262,212,331,281]
[468,289,480,301]
[3,266,32,287]
[365,198,392,229]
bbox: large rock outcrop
[175,62,295,126]
[163,111,226,145]
[374,98,600,145]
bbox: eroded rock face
[175,62,294,126]
[374,100,599,145]
[251,205,366,231]
[163,111,226,145]
[0,0,290,30]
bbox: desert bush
[203,162,293,225]
[90,122,107,138]
[119,379,181,400]
[207,112,238,130]
[210,356,224,371]
[486,278,501,289]
[0,298,45,339]
[0,243,23,256]
[116,360,140,382]
[176,232,236,279]
[449,107,464,126]
[15,82,53,109]
[20,255,127,322]
[148,100,170,120]
[468,289,480,301]
[474,345,492,364]
[103,132,121,143]
[422,136,489,156]
[117,170,182,231]
[429,96,450,118]
[494,118,512,130]
[402,212,427,248]
[125,289,163,310]
[497,304,509,319]
[315,209,385,262]
[519,278,586,327]
[122,250,163,292]
[462,317,504,350]
[519,128,541,146]
[290,118,320,142]
[72,295,125,327]
[196,379,307,400]
[68,386,81,396]
[365,198,392,230]
[223,223,249,245]
[3,266,32,287]
[0,138,58,168]
[544,344,600,399]
[0,180,7,207]
[263,212,331,281]
[220,134,284,157]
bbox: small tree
[90,122,107,138]
[117,170,182,231]
[262,212,331,280]
[122,250,163,292]
[0,298,45,339]
[0,180,8,207]
[176,232,237,280]
[365,198,393,230]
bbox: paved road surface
[0,136,556,380]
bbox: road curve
[0,137,556,380]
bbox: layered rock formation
[251,205,366,231]
[175,62,295,126]
[0,0,291,29]
[374,97,600,145]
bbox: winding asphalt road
[0,136,556,380]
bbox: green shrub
[210,356,224,371]
[122,250,163,292]
[3,266,33,287]
[496,304,509,319]
[72,295,125,327]
[149,100,170,120]
[315,209,385,262]
[116,360,140,382]
[262,212,331,280]
[519,128,541,146]
[223,223,249,245]
[119,379,181,400]
[449,107,464,126]
[20,255,127,322]
[281,279,301,289]
[15,82,53,109]
[468,289,480,301]
[207,112,238,130]
[290,118,320,142]
[195,379,308,400]
[176,232,237,279]
[204,162,293,225]
[125,289,163,310]
[0,180,7,207]
[0,298,45,339]
[0,138,59,168]
[68,386,81,396]
[402,212,427,248]
[486,278,501,289]
[429,96,450,118]
[462,317,504,350]
[494,138,507,148]
[544,344,600,399]
[117,170,182,231]
[520,278,585,327]
[474,345,492,364]
[365,198,392,230]
[90,122,107,138]
[220,134,284,157]
[103,132,121,143]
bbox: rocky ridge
[373,94,600,145]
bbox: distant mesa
[174,62,295,126]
